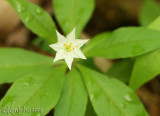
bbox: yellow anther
[76,46,78,48]
[64,43,67,47]
[67,49,72,52]
[69,42,72,49]
[64,42,75,52]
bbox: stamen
[76,46,78,48]
[69,42,72,49]
[64,43,67,47]
[67,49,72,52]
[64,42,75,52]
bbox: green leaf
[32,37,55,53]
[77,64,149,116]
[0,65,67,116]
[7,0,57,43]
[129,49,160,90]
[139,0,160,26]
[0,48,54,84]
[148,16,160,31]
[129,17,160,90]
[78,58,100,71]
[85,27,160,59]
[83,32,111,55]
[55,68,88,116]
[53,0,95,37]
[85,99,97,116]
[107,59,134,83]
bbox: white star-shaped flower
[49,28,89,70]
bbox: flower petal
[49,43,62,51]
[75,39,89,48]
[71,49,86,59]
[65,55,74,70]
[54,51,65,62]
[67,28,76,42]
[56,30,66,44]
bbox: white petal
[56,30,66,43]
[54,51,65,62]
[67,28,76,42]
[75,39,89,48]
[71,49,86,59]
[49,43,62,51]
[65,55,74,70]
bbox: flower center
[64,42,78,52]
